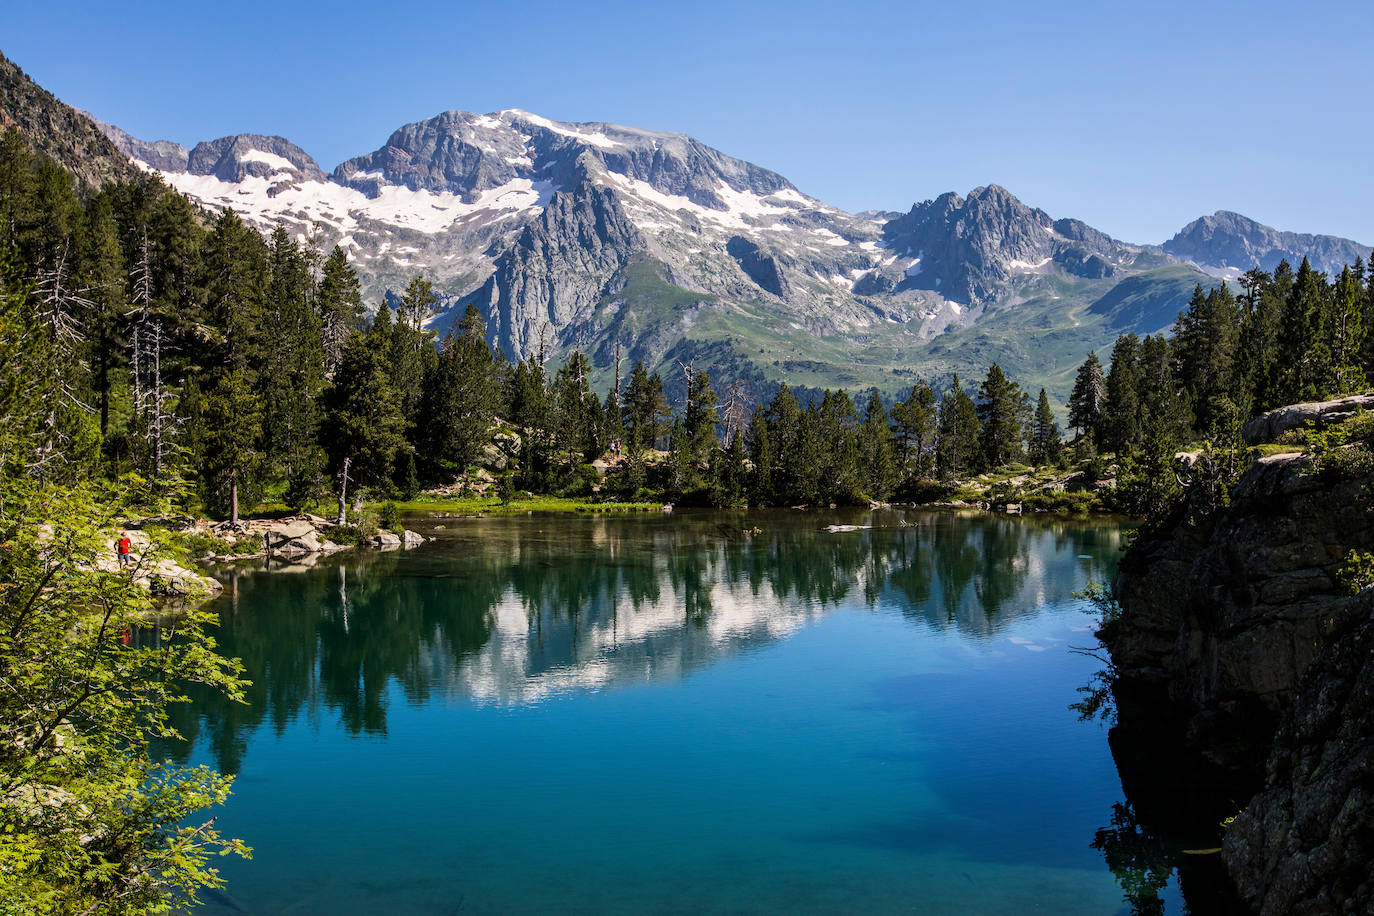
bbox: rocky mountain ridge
[5,47,1368,401]
[1164,210,1369,279]
[0,50,140,189]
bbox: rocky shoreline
[112,515,432,600]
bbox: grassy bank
[382,495,668,515]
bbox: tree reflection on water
[162,508,1122,774]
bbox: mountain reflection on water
[164,508,1122,775]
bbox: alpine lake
[163,508,1237,915]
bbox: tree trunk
[336,456,350,526]
[230,467,239,527]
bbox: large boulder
[1242,393,1374,444]
[371,530,403,550]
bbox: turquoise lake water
[170,508,1198,914]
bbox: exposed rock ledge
[1110,451,1374,913]
[1241,392,1374,444]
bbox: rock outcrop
[1241,393,1374,445]
[1110,452,1373,755]
[1109,449,1374,913]
[94,531,222,599]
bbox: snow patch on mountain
[506,109,621,149]
[603,171,809,234]
[151,166,552,237]
[238,148,298,174]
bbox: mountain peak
[1164,210,1370,277]
[186,134,326,184]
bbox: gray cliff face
[472,183,645,358]
[725,236,790,298]
[332,109,795,208]
[1163,210,1372,278]
[1221,598,1374,915]
[0,53,142,190]
[333,110,533,199]
[187,134,327,183]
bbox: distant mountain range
[2,49,1369,402]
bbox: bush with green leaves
[378,500,401,533]
[1338,550,1374,595]
[0,484,250,912]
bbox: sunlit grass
[384,495,667,514]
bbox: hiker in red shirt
[116,533,132,569]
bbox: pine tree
[1240,263,1289,412]
[0,129,35,251]
[935,375,979,480]
[201,209,267,374]
[816,389,862,503]
[1277,257,1327,402]
[765,384,805,501]
[320,330,406,513]
[714,430,749,507]
[76,193,126,436]
[260,227,324,483]
[553,349,599,465]
[976,362,1026,470]
[1327,265,1366,393]
[891,381,937,482]
[1068,351,1107,441]
[316,246,362,375]
[1101,334,1142,454]
[419,304,499,476]
[389,275,439,430]
[861,389,896,500]
[746,406,773,505]
[1136,334,1188,439]
[669,367,719,495]
[622,361,668,456]
[681,369,719,469]
[1028,389,1061,466]
[188,368,264,525]
[1172,283,1240,433]
[505,355,553,488]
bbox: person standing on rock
[116,532,133,569]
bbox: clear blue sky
[2,0,1369,245]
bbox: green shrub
[378,501,401,533]
[323,524,363,546]
[1338,550,1374,594]
[1315,444,1374,480]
